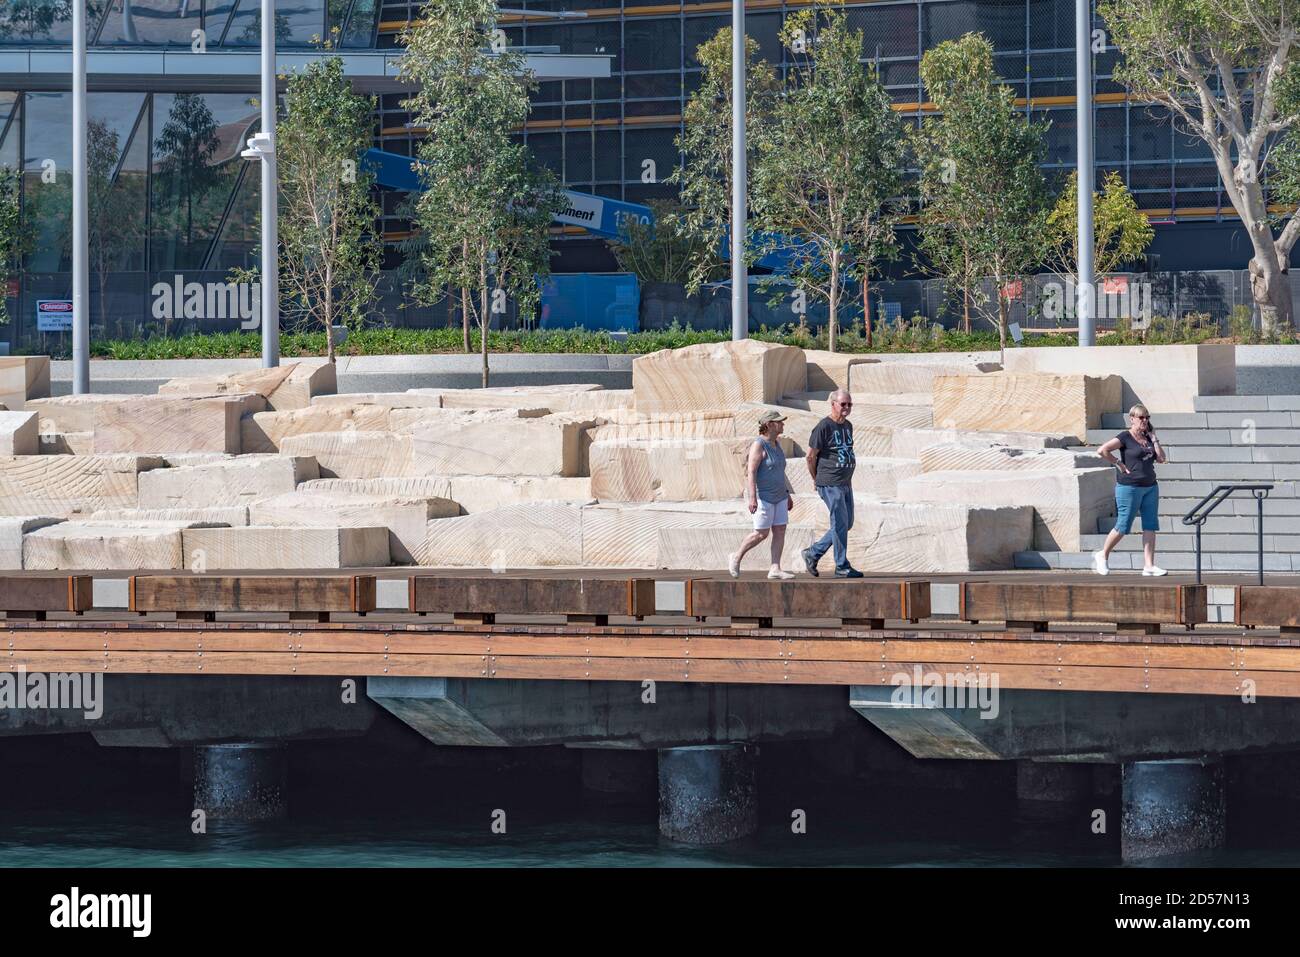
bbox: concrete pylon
[193,742,288,821]
[1121,758,1226,861]
[658,743,758,844]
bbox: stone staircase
[1014,394,1300,572]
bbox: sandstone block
[413,502,585,567]
[241,404,392,453]
[633,340,807,413]
[589,436,794,503]
[90,507,250,526]
[589,410,738,443]
[0,454,164,517]
[580,501,750,567]
[0,411,38,455]
[803,351,876,392]
[279,431,415,479]
[848,359,1001,403]
[1002,343,1234,413]
[137,456,319,509]
[157,360,334,410]
[28,394,146,434]
[38,431,94,455]
[181,525,390,569]
[895,468,1116,551]
[0,516,64,569]
[932,373,1122,442]
[0,356,50,409]
[23,521,192,570]
[249,490,458,563]
[656,523,822,572]
[93,395,263,453]
[406,415,599,477]
[918,443,1100,473]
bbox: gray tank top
[753,438,787,504]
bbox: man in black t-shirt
[800,389,863,578]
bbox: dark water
[5,792,1300,868]
[5,736,1300,867]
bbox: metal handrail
[1181,484,1273,584]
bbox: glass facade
[370,0,1238,240]
[0,0,1267,345]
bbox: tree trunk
[324,267,336,363]
[828,254,839,353]
[480,260,490,389]
[462,238,471,353]
[997,290,1007,365]
[862,275,872,347]
[1249,255,1292,336]
[962,283,971,334]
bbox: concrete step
[1194,395,1300,412]
[1078,532,1291,552]
[1015,549,1297,572]
[1150,479,1298,498]
[1085,427,1300,446]
[1070,443,1300,463]
[1096,514,1300,533]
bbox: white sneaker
[1092,550,1110,576]
[728,553,741,578]
[1142,565,1168,577]
[768,567,795,580]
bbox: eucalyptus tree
[751,10,906,350]
[401,0,564,386]
[1045,169,1154,285]
[1101,0,1300,332]
[914,32,1049,356]
[669,27,777,294]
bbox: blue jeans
[809,484,854,572]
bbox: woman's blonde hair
[1129,403,1150,422]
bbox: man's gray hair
[831,389,851,403]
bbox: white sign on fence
[36,300,74,332]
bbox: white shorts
[753,498,789,530]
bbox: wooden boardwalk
[4,571,1300,697]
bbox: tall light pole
[71,0,90,394]
[246,0,279,367]
[730,0,747,341]
[1076,0,1096,347]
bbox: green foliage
[1045,170,1154,280]
[607,201,719,286]
[914,32,1049,353]
[80,318,1264,361]
[273,55,382,360]
[0,165,21,325]
[751,10,906,350]
[1100,0,1300,331]
[668,27,777,294]
[400,0,565,384]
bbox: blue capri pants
[1114,483,1160,534]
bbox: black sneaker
[834,567,864,579]
[801,548,819,578]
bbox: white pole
[260,0,279,367]
[72,0,90,393]
[1076,0,1095,346]
[730,0,747,341]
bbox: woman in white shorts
[728,409,796,579]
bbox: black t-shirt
[1114,431,1158,487]
[809,416,855,487]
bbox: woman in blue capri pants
[1093,403,1168,576]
